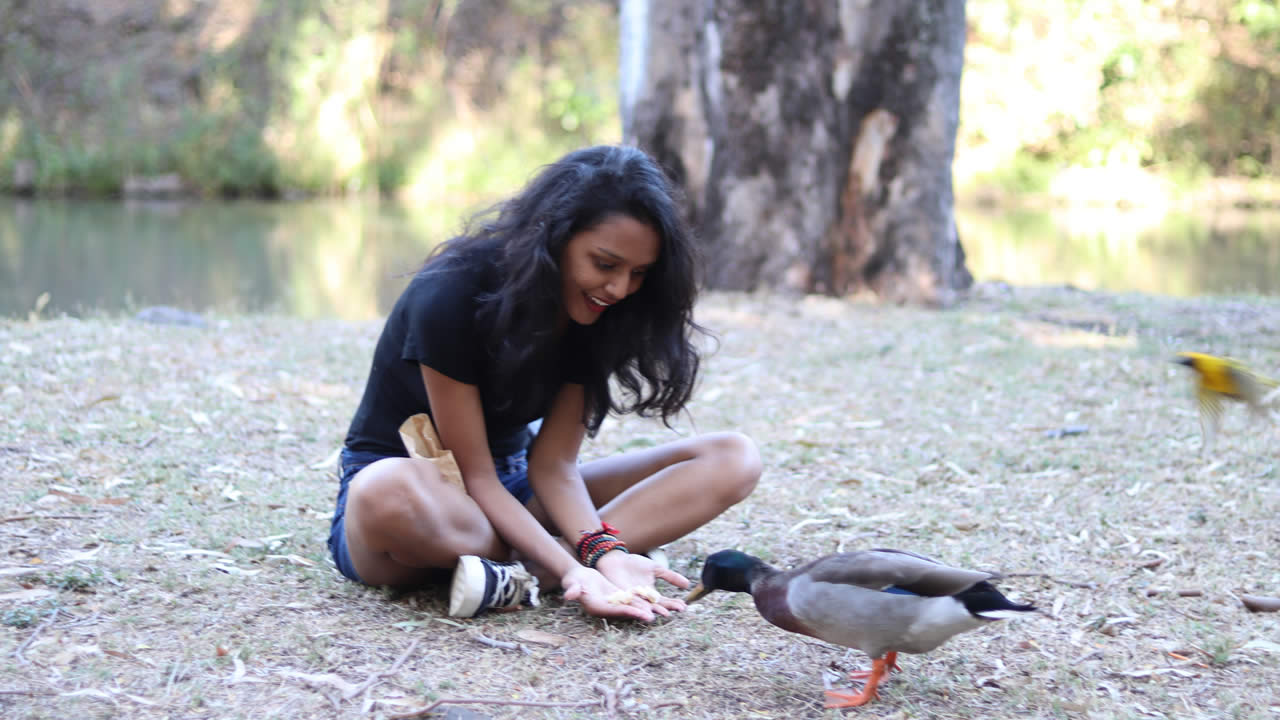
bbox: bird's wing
[1227,365,1274,410]
[1197,386,1225,420]
[801,549,992,597]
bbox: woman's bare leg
[343,457,507,586]
[526,431,760,553]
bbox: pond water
[957,204,1280,299]
[1,197,1277,321]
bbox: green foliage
[960,0,1280,199]
[972,150,1058,194]
[2,0,1276,201]
[171,111,280,196]
[1233,0,1280,37]
[0,1,618,198]
[48,566,105,592]
[2,605,45,628]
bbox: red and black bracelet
[576,522,629,568]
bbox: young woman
[328,145,761,621]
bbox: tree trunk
[621,0,971,305]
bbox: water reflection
[1,198,1277,321]
[958,205,1280,297]
[0,198,458,321]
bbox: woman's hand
[560,554,689,621]
[594,551,690,617]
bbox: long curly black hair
[422,145,706,433]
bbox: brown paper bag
[398,413,466,491]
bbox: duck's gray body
[732,549,1030,659]
[752,548,993,655]
[689,547,1036,708]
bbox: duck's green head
[685,549,763,602]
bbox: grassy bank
[2,286,1279,719]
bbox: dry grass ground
[2,285,1279,720]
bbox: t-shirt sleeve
[398,268,486,385]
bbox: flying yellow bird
[1173,352,1278,452]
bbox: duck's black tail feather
[957,581,1036,619]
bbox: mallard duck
[687,548,1036,708]
[1173,352,1278,452]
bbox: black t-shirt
[344,258,591,458]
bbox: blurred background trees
[1,0,1278,303]
[2,0,1278,204]
[959,0,1280,206]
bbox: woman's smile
[560,215,659,326]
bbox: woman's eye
[595,261,616,271]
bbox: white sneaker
[448,555,540,618]
[644,547,670,571]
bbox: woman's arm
[525,383,599,541]
[531,385,688,617]
[420,365,577,580]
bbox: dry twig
[470,631,530,654]
[2,514,96,522]
[387,697,600,719]
[345,639,419,699]
[12,609,58,665]
[1001,572,1097,589]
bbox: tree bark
[622,0,971,305]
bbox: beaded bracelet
[577,522,629,568]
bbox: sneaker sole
[645,548,670,571]
[448,555,487,618]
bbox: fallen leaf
[166,548,231,558]
[391,620,435,629]
[1240,639,1280,654]
[1241,594,1280,613]
[279,669,362,697]
[211,563,260,576]
[79,393,120,409]
[1108,667,1198,679]
[47,489,93,504]
[0,588,55,602]
[103,477,133,491]
[787,517,831,534]
[103,649,154,666]
[61,687,157,706]
[309,447,342,470]
[1043,425,1089,439]
[62,547,104,565]
[264,554,315,567]
[516,629,572,647]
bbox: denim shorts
[327,446,533,584]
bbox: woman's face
[559,214,660,326]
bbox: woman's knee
[701,431,761,504]
[346,459,439,539]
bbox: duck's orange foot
[847,651,902,680]
[824,653,895,708]
[823,686,877,708]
